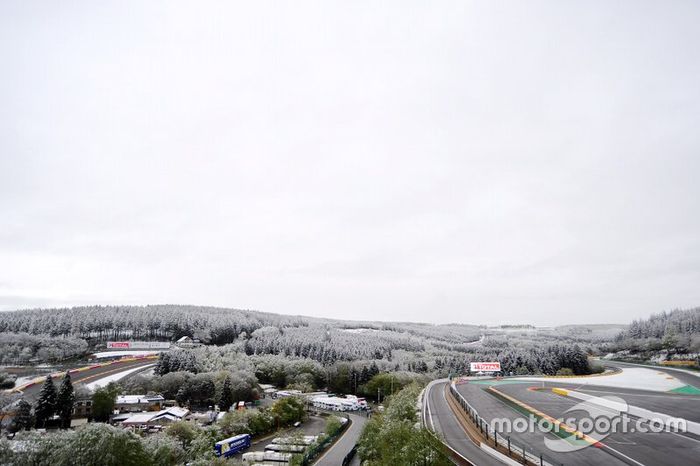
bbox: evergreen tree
[218,376,234,412]
[349,367,359,394]
[184,353,199,373]
[34,375,57,428]
[369,362,379,378]
[360,366,370,384]
[434,358,444,371]
[10,399,33,432]
[155,352,171,376]
[56,371,75,428]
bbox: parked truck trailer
[214,433,251,458]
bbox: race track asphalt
[17,357,157,401]
[452,363,700,466]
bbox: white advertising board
[470,362,501,372]
[107,341,171,349]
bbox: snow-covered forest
[619,308,699,341]
[0,333,88,365]
[3,304,697,436]
[5,305,697,396]
[0,303,608,399]
[611,308,700,355]
[1,304,695,416]
[0,305,308,344]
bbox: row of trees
[0,305,307,343]
[151,341,593,403]
[621,308,699,341]
[0,305,482,357]
[154,350,200,375]
[129,353,427,406]
[0,305,484,347]
[612,308,700,355]
[243,325,425,362]
[0,305,605,377]
[10,373,75,432]
[119,369,259,409]
[0,333,88,364]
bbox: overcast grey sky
[1,1,699,325]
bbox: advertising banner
[470,362,501,372]
[107,341,170,349]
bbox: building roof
[275,390,302,397]
[116,394,164,405]
[150,413,181,423]
[162,407,189,418]
[122,413,155,424]
[177,336,192,342]
[120,407,189,425]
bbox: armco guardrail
[449,382,559,466]
[300,415,350,465]
[341,445,357,466]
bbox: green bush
[325,416,343,437]
[271,396,306,426]
[358,383,452,466]
[10,424,151,466]
[142,435,187,466]
[166,421,198,448]
[0,372,16,389]
[91,383,119,422]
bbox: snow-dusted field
[85,364,155,389]
[616,362,700,380]
[12,375,39,387]
[92,350,162,359]
[515,367,687,392]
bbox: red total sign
[470,362,501,372]
[107,342,131,349]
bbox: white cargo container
[271,435,317,445]
[265,443,306,453]
[242,451,292,463]
[310,394,367,411]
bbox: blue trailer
[214,433,251,458]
